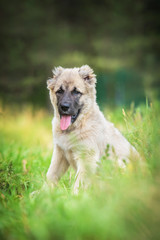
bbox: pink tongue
[60,115,71,130]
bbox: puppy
[46,65,139,193]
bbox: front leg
[46,145,69,186]
[73,146,99,194]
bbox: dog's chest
[54,132,77,169]
[54,133,71,151]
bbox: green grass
[0,102,160,240]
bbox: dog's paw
[29,190,40,199]
[41,181,55,191]
[29,182,55,199]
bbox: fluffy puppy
[47,65,139,193]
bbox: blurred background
[0,0,160,108]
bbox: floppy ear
[79,65,96,85]
[47,66,64,90]
[47,78,56,90]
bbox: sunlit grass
[0,102,160,240]
[0,105,52,147]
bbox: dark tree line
[0,0,160,105]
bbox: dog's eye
[72,88,82,96]
[56,87,64,95]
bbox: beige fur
[47,65,139,193]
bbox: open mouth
[60,109,80,131]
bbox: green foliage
[0,102,160,239]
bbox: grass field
[0,102,160,240]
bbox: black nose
[60,103,70,112]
